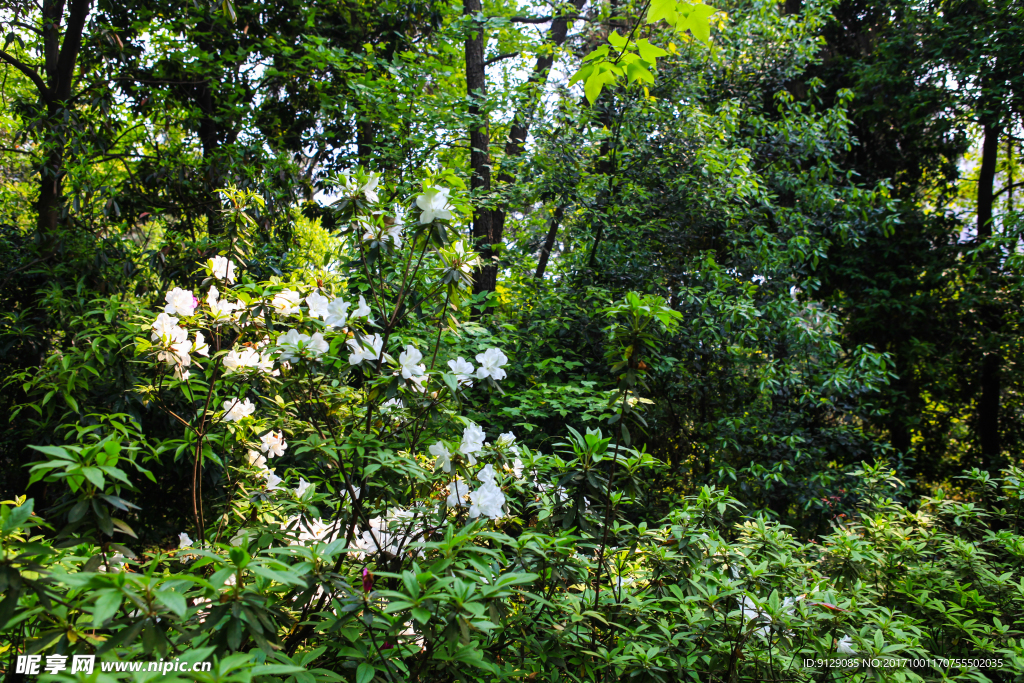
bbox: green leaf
[92,590,123,626]
[412,607,431,624]
[607,30,629,48]
[647,0,677,26]
[626,62,655,84]
[679,3,717,43]
[81,467,105,488]
[636,38,669,64]
[585,68,618,105]
[356,662,375,683]
[154,590,187,618]
[568,63,595,88]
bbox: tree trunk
[534,204,565,279]
[976,121,1001,468]
[464,0,494,295]
[488,0,589,284]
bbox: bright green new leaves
[569,1,717,104]
[648,0,718,43]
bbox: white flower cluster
[356,508,428,557]
[415,187,452,224]
[447,464,506,520]
[446,348,509,385]
[150,312,209,381]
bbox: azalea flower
[352,295,371,319]
[223,397,255,422]
[468,481,505,519]
[477,464,497,484]
[837,635,857,655]
[447,357,475,387]
[207,285,239,320]
[340,170,380,202]
[305,292,330,319]
[173,365,191,381]
[347,333,384,366]
[278,329,329,363]
[460,424,486,465]
[324,298,350,328]
[211,256,236,283]
[193,331,210,357]
[381,398,403,414]
[260,431,287,458]
[511,458,524,479]
[178,532,193,548]
[416,187,453,224]
[165,287,197,317]
[475,347,508,381]
[496,432,518,453]
[151,313,185,344]
[246,449,267,469]
[272,289,303,316]
[223,347,266,374]
[447,479,471,507]
[264,470,284,492]
[398,345,426,380]
[430,441,452,473]
[295,478,311,497]
[386,222,404,247]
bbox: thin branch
[501,14,585,23]
[484,51,520,67]
[0,48,47,95]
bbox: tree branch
[484,51,520,67]
[0,48,47,95]
[502,14,585,23]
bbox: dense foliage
[1,0,1023,680]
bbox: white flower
[223,347,269,375]
[496,432,519,454]
[98,553,127,573]
[381,398,403,414]
[347,333,383,366]
[447,357,475,387]
[352,295,371,319]
[272,289,303,316]
[340,171,380,202]
[430,442,452,473]
[477,464,496,484]
[151,313,185,344]
[324,298,350,328]
[342,486,362,503]
[260,431,287,458]
[446,480,471,508]
[164,287,197,317]
[211,256,236,283]
[305,292,330,319]
[193,331,210,357]
[246,450,267,469]
[416,187,453,224]
[223,397,255,422]
[511,458,524,479]
[207,285,238,320]
[460,424,486,465]
[837,635,857,655]
[178,532,193,548]
[264,470,283,492]
[475,347,508,381]
[278,329,329,363]
[386,222,404,247]
[468,481,505,520]
[398,345,426,380]
[295,479,312,497]
[173,365,190,381]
